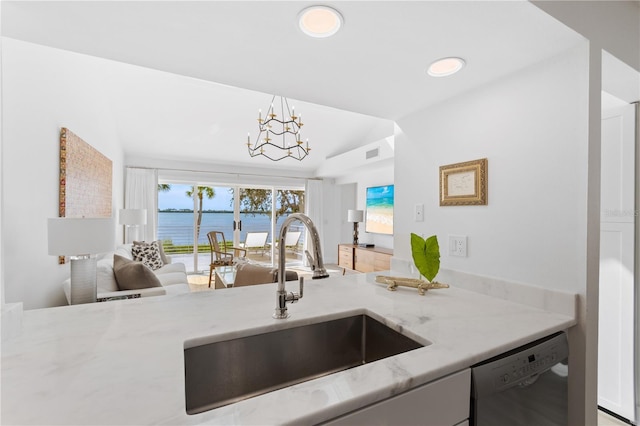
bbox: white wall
[533,1,639,73]
[1,39,124,309]
[395,45,588,292]
[395,44,590,423]
[320,178,341,264]
[0,8,4,306]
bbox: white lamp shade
[48,218,116,255]
[119,209,147,225]
[347,209,364,223]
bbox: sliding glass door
[197,186,234,273]
[158,179,305,273]
[237,188,274,262]
[273,189,305,265]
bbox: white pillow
[114,244,134,260]
[96,259,118,292]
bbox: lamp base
[69,256,97,304]
[125,225,141,244]
[352,222,359,245]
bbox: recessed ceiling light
[427,57,466,77]
[298,6,343,38]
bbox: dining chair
[207,231,247,287]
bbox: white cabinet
[324,369,470,426]
[598,104,636,422]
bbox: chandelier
[246,95,310,161]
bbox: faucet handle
[285,277,304,304]
[304,250,315,270]
[299,276,304,298]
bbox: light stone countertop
[1,271,576,425]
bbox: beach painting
[365,185,394,235]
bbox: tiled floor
[598,409,631,426]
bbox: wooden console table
[338,244,393,273]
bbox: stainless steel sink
[184,314,426,414]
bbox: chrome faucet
[274,213,329,319]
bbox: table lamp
[48,217,115,304]
[119,208,147,243]
[347,209,364,245]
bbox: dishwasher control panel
[495,349,560,389]
[471,331,569,396]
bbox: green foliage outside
[235,188,304,220]
[410,233,440,282]
[161,240,232,255]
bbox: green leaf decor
[410,233,440,282]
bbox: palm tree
[186,186,215,241]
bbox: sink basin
[184,314,425,414]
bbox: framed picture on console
[439,158,487,206]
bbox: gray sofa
[63,244,190,303]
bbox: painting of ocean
[365,185,394,235]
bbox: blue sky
[158,184,234,210]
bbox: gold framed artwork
[58,127,112,263]
[439,158,488,206]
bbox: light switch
[415,204,424,222]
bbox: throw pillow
[113,255,162,291]
[133,240,170,265]
[131,241,164,271]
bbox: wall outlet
[448,235,468,257]
[415,204,424,222]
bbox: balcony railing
[157,222,306,273]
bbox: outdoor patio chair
[283,231,302,253]
[207,231,247,286]
[270,230,302,254]
[239,231,269,256]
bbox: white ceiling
[1,1,584,175]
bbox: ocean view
[158,211,299,245]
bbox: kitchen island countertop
[1,271,576,425]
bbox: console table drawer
[338,244,355,269]
[340,244,393,273]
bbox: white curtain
[305,179,324,265]
[125,167,158,242]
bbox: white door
[598,103,636,422]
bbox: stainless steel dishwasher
[471,331,569,426]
